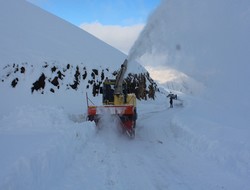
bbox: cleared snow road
[48,98,247,190]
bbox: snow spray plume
[128,0,250,86]
[127,0,168,63]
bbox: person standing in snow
[167,92,175,108]
[169,96,173,108]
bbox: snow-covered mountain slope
[0,0,124,66]
[0,0,157,115]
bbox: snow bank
[169,95,250,180]
[0,106,96,190]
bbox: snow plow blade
[87,105,136,138]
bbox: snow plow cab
[87,59,137,138]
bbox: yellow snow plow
[87,59,137,138]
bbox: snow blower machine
[87,59,137,138]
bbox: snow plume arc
[128,0,250,93]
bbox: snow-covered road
[0,95,249,190]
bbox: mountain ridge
[0,0,157,115]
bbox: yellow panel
[114,95,124,105]
[113,94,136,107]
[127,94,136,107]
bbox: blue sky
[27,0,161,54]
[28,0,160,26]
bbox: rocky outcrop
[0,61,158,100]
